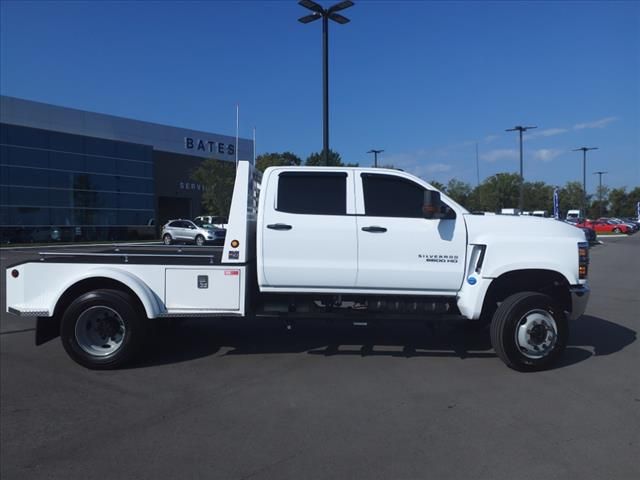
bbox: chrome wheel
[195,235,205,246]
[75,306,126,357]
[514,309,558,359]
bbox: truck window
[277,172,347,215]
[362,173,424,218]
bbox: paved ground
[1,236,638,480]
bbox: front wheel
[490,292,567,371]
[613,227,621,234]
[163,234,173,245]
[195,235,205,246]
[60,289,146,369]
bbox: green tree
[305,149,358,167]
[190,159,236,217]
[559,181,588,216]
[522,181,553,212]
[428,180,447,192]
[446,178,472,206]
[473,173,521,212]
[608,187,629,217]
[627,186,640,218]
[255,151,301,172]
[588,184,610,218]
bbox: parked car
[30,227,62,243]
[579,226,597,243]
[578,219,630,234]
[621,217,640,228]
[596,218,638,233]
[161,219,226,246]
[194,216,228,229]
[561,220,597,244]
[566,209,582,220]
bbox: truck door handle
[267,223,292,231]
[361,226,387,233]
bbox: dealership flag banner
[637,201,640,221]
[553,188,560,219]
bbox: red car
[578,219,630,234]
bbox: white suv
[161,219,225,246]
[194,216,228,229]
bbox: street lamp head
[299,0,324,13]
[299,1,354,23]
[573,146,599,152]
[329,12,350,24]
[328,0,354,13]
[506,125,537,132]
[298,12,322,23]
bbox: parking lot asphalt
[1,236,639,480]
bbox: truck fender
[51,267,164,319]
[483,262,574,285]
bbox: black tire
[60,289,146,369]
[163,234,173,245]
[490,292,567,371]
[195,235,205,246]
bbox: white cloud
[532,148,564,162]
[484,134,500,143]
[529,128,568,139]
[480,148,518,163]
[573,116,617,130]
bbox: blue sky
[1,0,638,192]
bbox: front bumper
[569,284,590,320]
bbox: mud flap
[36,316,60,346]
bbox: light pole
[298,0,354,166]
[593,170,608,218]
[506,125,537,212]
[367,149,383,167]
[572,146,598,214]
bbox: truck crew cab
[5,161,590,371]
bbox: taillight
[578,242,589,279]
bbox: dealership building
[0,96,253,243]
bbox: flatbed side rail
[35,250,224,265]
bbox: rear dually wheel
[60,289,145,369]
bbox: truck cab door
[355,172,466,292]
[260,170,358,288]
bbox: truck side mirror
[423,190,442,219]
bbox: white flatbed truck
[5,161,590,371]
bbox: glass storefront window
[85,137,116,157]
[117,158,152,177]
[8,166,49,188]
[49,131,84,154]
[9,206,50,225]
[1,123,159,242]
[89,155,117,175]
[50,151,86,172]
